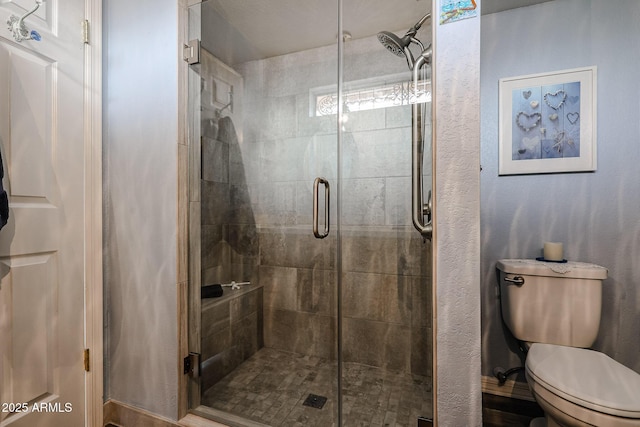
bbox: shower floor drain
[302,393,327,409]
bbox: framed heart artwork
[498,66,597,175]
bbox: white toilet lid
[526,343,640,418]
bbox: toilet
[497,259,640,427]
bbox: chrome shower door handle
[313,177,330,239]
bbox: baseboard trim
[104,399,180,427]
[481,375,535,402]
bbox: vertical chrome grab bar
[412,50,433,240]
[313,177,330,239]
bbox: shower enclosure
[186,1,434,425]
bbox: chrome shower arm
[411,13,431,33]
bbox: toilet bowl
[496,259,640,427]
[526,343,640,426]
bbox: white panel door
[0,0,87,425]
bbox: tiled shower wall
[202,33,432,377]
[200,49,263,389]
[200,49,257,287]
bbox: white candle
[544,242,564,261]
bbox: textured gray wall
[103,0,179,419]
[481,0,640,379]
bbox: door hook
[7,0,44,43]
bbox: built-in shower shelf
[201,283,261,309]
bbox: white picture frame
[499,66,597,175]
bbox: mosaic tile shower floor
[201,348,432,427]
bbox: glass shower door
[337,2,434,424]
[186,1,433,425]
[187,0,341,425]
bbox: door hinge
[183,39,200,65]
[183,352,200,377]
[82,20,89,44]
[83,348,90,372]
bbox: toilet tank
[496,259,608,348]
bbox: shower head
[377,31,416,69]
[377,31,410,57]
[377,13,431,70]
